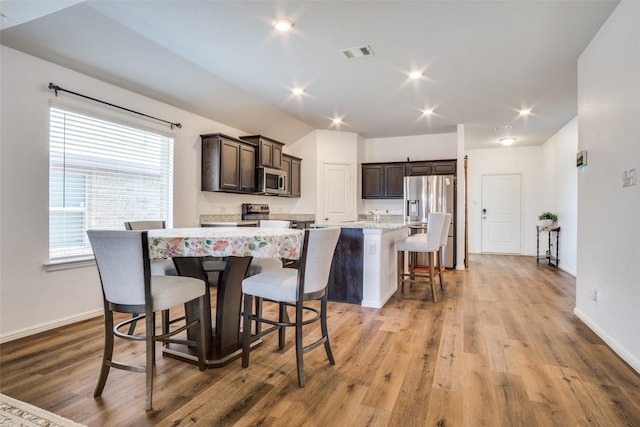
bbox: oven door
[259,167,287,195]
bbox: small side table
[536,225,560,267]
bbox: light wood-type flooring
[1,254,639,426]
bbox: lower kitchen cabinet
[327,228,363,304]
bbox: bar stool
[396,212,447,302]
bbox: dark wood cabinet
[363,159,456,199]
[201,133,256,193]
[282,154,302,197]
[405,160,456,176]
[430,160,456,175]
[362,163,404,199]
[404,162,431,176]
[240,135,284,170]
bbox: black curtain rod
[48,82,182,129]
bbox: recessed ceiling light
[499,137,516,146]
[422,109,434,116]
[409,71,422,79]
[292,87,304,95]
[274,18,294,32]
[332,117,343,125]
[519,109,532,116]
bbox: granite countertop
[316,221,409,230]
[200,213,315,226]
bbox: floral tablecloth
[147,227,304,260]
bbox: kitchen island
[315,221,409,308]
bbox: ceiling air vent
[340,44,375,60]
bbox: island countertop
[316,221,413,230]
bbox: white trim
[44,257,95,272]
[574,307,640,374]
[0,309,103,344]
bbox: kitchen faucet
[368,210,380,223]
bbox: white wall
[574,0,640,373]
[541,118,578,275]
[465,146,544,256]
[0,46,313,341]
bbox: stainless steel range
[241,203,270,221]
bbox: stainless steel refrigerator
[404,175,456,269]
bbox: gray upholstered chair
[396,212,447,302]
[246,219,292,276]
[88,230,207,411]
[124,221,177,276]
[124,220,177,335]
[241,227,340,387]
[437,213,452,289]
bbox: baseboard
[0,309,103,344]
[573,307,640,374]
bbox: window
[49,106,174,261]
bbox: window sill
[44,257,96,272]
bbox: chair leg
[94,308,114,398]
[254,297,262,334]
[145,309,155,411]
[197,296,207,371]
[295,301,305,387]
[128,313,138,335]
[278,303,287,349]
[242,294,253,368]
[437,248,445,290]
[320,296,335,365]
[429,252,438,303]
[397,250,405,294]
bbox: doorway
[481,174,522,254]
[322,163,354,223]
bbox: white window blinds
[49,106,174,261]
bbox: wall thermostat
[577,150,587,168]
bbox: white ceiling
[0,0,619,149]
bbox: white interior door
[481,174,521,254]
[322,163,353,223]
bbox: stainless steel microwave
[258,167,287,195]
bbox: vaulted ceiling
[0,1,619,148]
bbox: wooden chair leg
[278,302,287,349]
[197,296,207,371]
[397,250,405,294]
[438,248,445,290]
[145,309,155,411]
[94,308,114,398]
[320,296,335,365]
[429,252,438,303]
[242,294,253,368]
[254,297,262,334]
[295,302,305,388]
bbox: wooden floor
[2,254,639,426]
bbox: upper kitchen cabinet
[201,133,257,193]
[240,135,284,170]
[282,154,302,197]
[405,160,456,176]
[362,163,404,199]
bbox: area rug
[0,394,86,427]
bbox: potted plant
[538,212,558,226]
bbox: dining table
[147,226,304,368]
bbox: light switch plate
[623,167,636,187]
